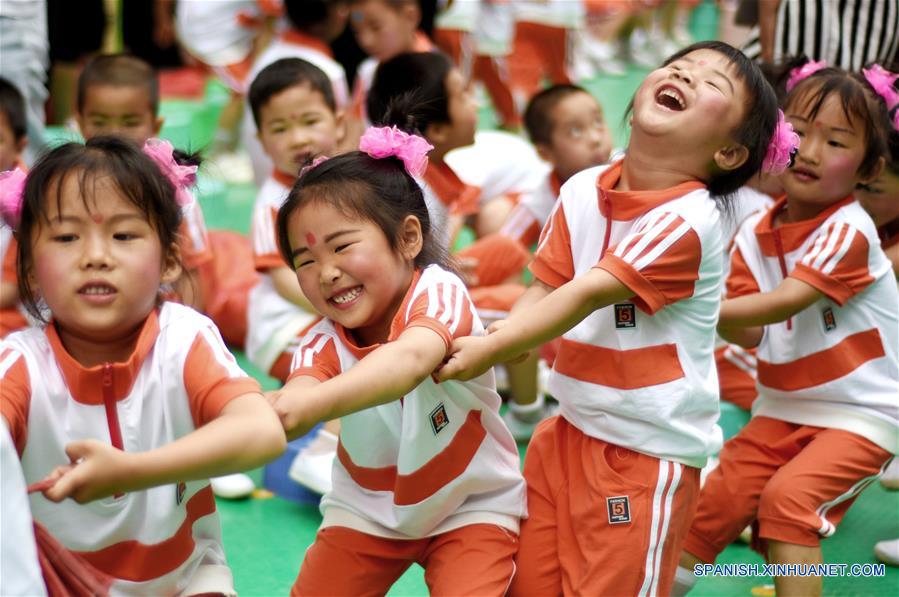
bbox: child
[242,0,350,185]
[0,137,285,595]
[268,123,525,595]
[438,41,782,595]
[676,65,897,596]
[1,78,30,338]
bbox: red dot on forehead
[306,232,317,246]
[91,214,104,223]
[698,60,707,66]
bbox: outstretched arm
[438,268,631,381]
[719,277,822,328]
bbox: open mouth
[329,286,362,306]
[790,166,819,181]
[655,86,686,111]
[78,282,117,301]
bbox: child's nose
[673,69,694,85]
[80,235,111,269]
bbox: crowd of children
[1,1,897,595]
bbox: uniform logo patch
[429,403,449,435]
[607,496,631,524]
[822,307,837,331]
[176,482,187,506]
[614,304,636,329]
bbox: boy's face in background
[0,111,24,171]
[540,92,612,182]
[350,0,418,61]
[77,84,162,145]
[257,83,344,178]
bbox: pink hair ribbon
[786,60,827,93]
[861,64,899,113]
[300,155,329,177]
[762,109,801,175]
[358,126,434,178]
[0,168,27,229]
[142,138,197,207]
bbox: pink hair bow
[862,64,899,112]
[786,60,827,93]
[0,168,27,229]
[358,126,434,178]
[142,138,197,207]
[300,155,329,177]
[762,110,801,175]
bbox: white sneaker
[880,458,899,490]
[502,395,558,442]
[289,429,337,495]
[210,473,255,499]
[874,538,899,566]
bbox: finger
[64,440,90,463]
[27,478,57,494]
[42,466,79,502]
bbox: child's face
[258,84,344,178]
[541,92,612,181]
[350,0,418,61]
[857,168,899,227]
[428,69,477,155]
[77,84,162,146]
[782,93,876,208]
[0,111,23,172]
[287,201,417,346]
[632,49,747,168]
[28,173,180,346]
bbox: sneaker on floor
[210,473,255,499]
[874,538,899,566]
[289,429,338,495]
[738,525,752,544]
[502,396,558,442]
[880,458,899,490]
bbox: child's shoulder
[828,199,880,237]
[255,174,292,206]
[156,302,226,345]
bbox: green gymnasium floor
[42,2,898,594]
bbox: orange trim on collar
[46,310,161,405]
[335,269,423,360]
[272,169,296,189]
[280,29,333,57]
[423,162,481,216]
[412,31,434,52]
[596,160,706,221]
[754,195,856,256]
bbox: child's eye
[706,80,720,90]
[334,243,353,253]
[294,258,314,269]
[113,232,138,241]
[828,140,846,148]
[569,126,584,138]
[52,234,77,242]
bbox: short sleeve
[287,333,342,382]
[790,222,874,305]
[529,203,575,288]
[405,281,474,350]
[178,198,214,269]
[499,203,542,248]
[184,327,261,427]
[726,246,761,298]
[252,204,286,271]
[0,348,30,454]
[596,212,702,314]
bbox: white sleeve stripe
[198,327,245,378]
[500,207,537,239]
[632,221,691,271]
[448,285,465,334]
[617,212,679,262]
[801,226,831,267]
[821,226,856,274]
[810,222,845,270]
[614,211,668,259]
[0,350,22,377]
[296,333,330,369]
[534,205,560,255]
[438,283,454,325]
[426,284,439,318]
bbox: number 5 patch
[607,496,632,524]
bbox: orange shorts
[510,416,700,596]
[714,344,758,411]
[685,416,893,562]
[508,22,571,97]
[292,524,518,597]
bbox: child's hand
[269,389,317,438]
[41,440,131,503]
[437,335,499,381]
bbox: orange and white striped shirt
[500,171,563,248]
[0,303,260,594]
[729,196,899,453]
[530,160,725,468]
[288,265,526,539]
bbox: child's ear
[398,215,423,261]
[425,122,447,149]
[153,116,164,137]
[403,2,421,28]
[858,156,886,187]
[534,142,555,164]
[75,113,86,139]
[714,144,749,172]
[160,242,183,285]
[334,110,347,148]
[15,136,27,161]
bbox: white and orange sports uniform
[0,303,261,595]
[685,196,898,562]
[287,264,526,596]
[242,29,350,185]
[511,160,724,596]
[1,227,28,337]
[247,170,318,381]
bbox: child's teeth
[333,287,361,304]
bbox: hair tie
[786,60,827,93]
[861,64,899,115]
[762,109,801,175]
[142,138,197,207]
[358,126,434,178]
[0,168,27,230]
[300,155,329,177]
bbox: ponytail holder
[786,60,827,93]
[0,168,27,230]
[142,138,197,207]
[300,155,329,177]
[762,109,800,175]
[358,126,434,178]
[861,64,899,113]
